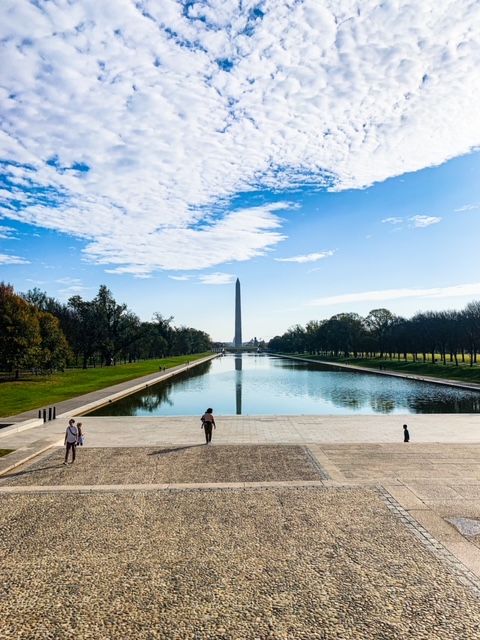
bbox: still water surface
[88,354,480,416]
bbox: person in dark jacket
[201,408,216,444]
[403,424,410,442]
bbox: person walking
[201,408,216,444]
[64,418,79,464]
[403,424,410,443]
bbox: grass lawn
[288,355,480,384]
[0,449,14,457]
[0,354,212,417]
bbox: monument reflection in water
[235,354,242,415]
[87,353,480,417]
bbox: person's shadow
[0,463,62,481]
[148,444,204,456]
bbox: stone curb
[0,437,63,476]
[0,418,44,439]
[0,479,327,494]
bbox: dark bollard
[53,406,56,420]
[42,409,47,423]
[38,410,42,419]
[48,407,52,421]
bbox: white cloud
[56,285,90,301]
[104,266,153,279]
[455,204,479,212]
[82,203,286,271]
[56,277,82,285]
[169,272,234,284]
[0,253,30,265]
[408,215,441,227]
[52,277,89,299]
[382,217,403,224]
[0,225,17,239]
[308,283,480,307]
[25,278,46,285]
[275,251,334,263]
[198,273,236,285]
[1,0,480,273]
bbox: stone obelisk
[234,278,242,347]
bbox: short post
[42,409,47,423]
[53,406,56,420]
[48,407,52,421]
[38,410,42,419]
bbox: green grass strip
[0,354,211,417]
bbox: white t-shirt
[66,426,78,443]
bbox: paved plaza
[1,367,480,638]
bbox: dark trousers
[65,441,77,462]
[204,423,213,443]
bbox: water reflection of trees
[315,387,398,413]
[370,396,397,414]
[325,387,480,414]
[275,361,345,373]
[326,388,368,410]
[88,361,213,416]
[407,394,480,414]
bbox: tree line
[0,282,212,378]
[267,302,480,365]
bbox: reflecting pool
[87,354,480,416]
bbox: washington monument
[234,278,242,347]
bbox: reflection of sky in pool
[88,354,480,417]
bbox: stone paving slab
[454,485,480,499]
[382,484,430,511]
[1,487,480,640]
[319,444,480,480]
[411,508,480,565]
[417,499,480,522]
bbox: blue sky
[1,0,480,342]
